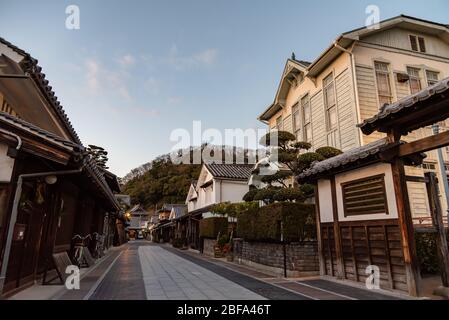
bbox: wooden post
[330,177,345,279]
[391,158,421,296]
[314,185,326,276]
[425,172,449,287]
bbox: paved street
[50,241,404,300]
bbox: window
[420,162,436,171]
[323,74,337,131]
[374,62,392,107]
[301,95,312,142]
[275,115,283,130]
[292,103,300,140]
[409,35,426,53]
[407,67,421,94]
[341,175,388,217]
[426,70,439,86]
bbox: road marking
[290,281,357,300]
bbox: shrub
[273,188,304,202]
[236,202,316,242]
[296,152,325,173]
[415,230,449,274]
[199,217,228,239]
[259,131,296,147]
[299,183,315,197]
[211,201,259,216]
[243,189,259,202]
[315,146,343,159]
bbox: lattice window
[341,174,388,217]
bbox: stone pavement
[8,240,410,300]
[138,245,265,300]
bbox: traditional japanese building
[0,37,121,296]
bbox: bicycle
[71,234,92,268]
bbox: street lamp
[432,124,449,222]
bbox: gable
[360,27,449,58]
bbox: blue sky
[0,0,448,176]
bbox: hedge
[236,202,316,242]
[415,229,449,274]
[199,217,228,239]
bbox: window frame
[409,34,426,53]
[323,73,337,132]
[374,61,393,108]
[406,66,422,94]
[301,94,312,142]
[425,70,439,87]
[291,102,301,140]
[275,115,283,131]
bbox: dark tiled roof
[298,139,389,180]
[358,77,449,135]
[0,111,82,150]
[158,203,186,213]
[205,163,253,180]
[172,205,187,219]
[297,60,311,67]
[0,37,82,144]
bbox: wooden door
[4,182,46,293]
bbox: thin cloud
[118,54,136,67]
[166,45,218,70]
[84,58,132,101]
[167,96,183,105]
[144,77,160,95]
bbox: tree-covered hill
[122,156,201,210]
[121,145,259,209]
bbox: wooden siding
[361,28,449,58]
[283,114,293,134]
[356,64,385,144]
[321,220,407,292]
[335,68,357,151]
[310,91,326,149]
[394,73,411,100]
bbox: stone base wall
[233,239,319,277]
[203,238,216,257]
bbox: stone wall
[203,238,216,257]
[233,239,319,277]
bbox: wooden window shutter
[341,174,388,217]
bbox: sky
[0,0,448,177]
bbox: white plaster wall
[220,180,249,203]
[317,179,334,223]
[335,163,398,222]
[0,143,14,182]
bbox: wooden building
[299,77,449,297]
[258,15,449,222]
[0,37,121,296]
